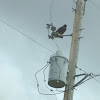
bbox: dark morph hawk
[56,24,67,34]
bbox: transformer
[48,50,69,88]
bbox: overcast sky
[0,0,100,100]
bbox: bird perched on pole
[56,24,67,35]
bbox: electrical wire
[88,0,100,11]
[91,74,100,84]
[56,88,66,93]
[55,61,61,80]
[74,74,100,87]
[75,66,100,85]
[43,64,49,82]
[53,39,60,50]
[0,19,55,54]
[78,77,91,86]
[51,91,57,100]
[44,84,58,100]
[35,63,49,87]
[74,75,92,87]
[35,61,73,95]
[49,0,55,24]
[67,59,88,74]
[75,65,88,74]
[50,53,56,58]
[37,85,64,95]
[35,63,64,95]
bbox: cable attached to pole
[0,19,54,54]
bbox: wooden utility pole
[63,0,86,100]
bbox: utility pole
[64,0,86,100]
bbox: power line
[88,0,100,11]
[91,74,100,84]
[0,19,55,54]
[75,65,88,74]
[53,39,60,50]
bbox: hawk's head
[63,24,67,27]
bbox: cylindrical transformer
[48,51,69,88]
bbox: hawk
[56,24,67,34]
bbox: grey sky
[0,0,100,100]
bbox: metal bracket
[74,73,86,78]
[72,74,88,88]
[72,8,76,12]
[78,37,83,40]
[48,34,63,39]
[46,24,52,34]
[73,1,77,4]
[46,24,52,29]
[79,28,84,31]
[49,34,72,39]
[72,73,91,89]
[63,34,72,37]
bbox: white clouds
[0,0,100,100]
[0,63,28,100]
